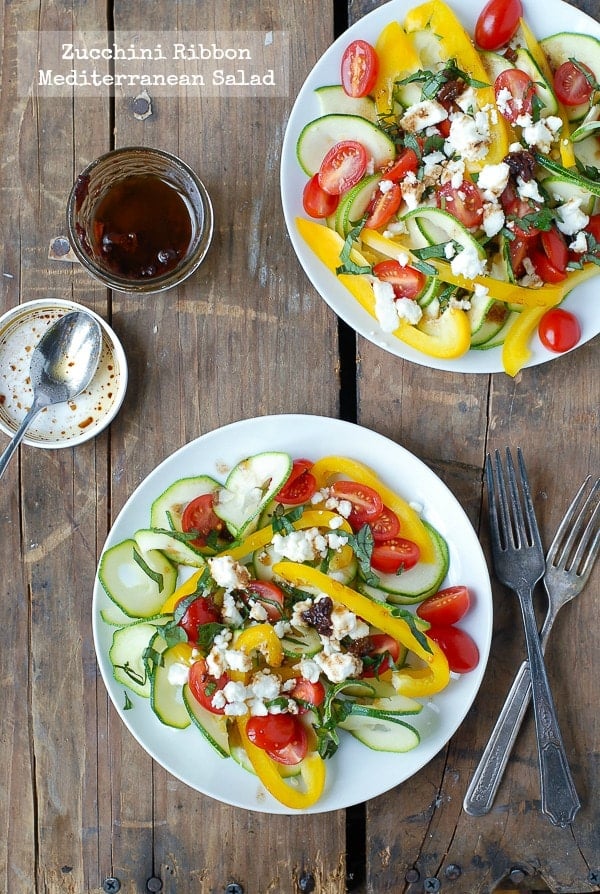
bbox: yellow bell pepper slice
[518,18,575,168]
[373,20,422,116]
[360,228,568,309]
[236,717,326,809]
[233,623,283,669]
[501,304,548,377]
[160,569,204,614]
[309,455,435,563]
[403,0,509,167]
[296,216,368,272]
[274,562,450,697]
[223,509,352,562]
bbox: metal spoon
[0,310,102,479]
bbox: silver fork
[464,476,600,817]
[481,447,580,827]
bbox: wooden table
[1,1,599,892]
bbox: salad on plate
[287,0,600,374]
[97,448,482,810]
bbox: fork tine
[515,447,543,551]
[490,448,515,550]
[546,476,591,566]
[548,477,600,576]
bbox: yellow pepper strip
[360,228,568,309]
[310,455,435,563]
[373,20,421,116]
[160,570,204,614]
[296,216,368,272]
[233,623,283,669]
[518,18,575,168]
[403,0,509,167]
[223,509,352,562]
[501,305,548,377]
[236,717,326,809]
[274,561,449,698]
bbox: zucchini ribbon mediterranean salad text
[295,0,600,374]
[99,451,479,809]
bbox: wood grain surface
[0,1,598,892]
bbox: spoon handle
[0,400,45,480]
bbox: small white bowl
[0,299,128,449]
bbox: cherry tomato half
[246,580,285,621]
[416,585,471,626]
[365,182,403,229]
[246,714,308,765]
[553,60,594,107]
[437,180,484,229]
[538,308,581,353]
[494,69,536,124]
[177,595,221,643]
[318,140,368,196]
[330,480,383,528]
[372,259,426,299]
[188,659,229,715]
[302,174,340,219]
[341,39,379,99]
[371,537,420,574]
[530,248,567,284]
[380,148,419,183]
[426,625,479,674]
[290,678,326,712]
[361,633,401,678]
[369,505,400,542]
[508,232,540,278]
[275,458,317,505]
[585,213,600,242]
[541,226,568,273]
[182,493,225,549]
[475,0,523,50]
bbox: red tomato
[501,182,540,238]
[508,232,540,278]
[381,148,419,182]
[585,213,600,242]
[371,538,420,574]
[246,714,308,765]
[275,458,317,505]
[302,174,340,219]
[494,69,536,123]
[416,585,471,626]
[541,226,568,272]
[554,60,594,106]
[475,0,523,50]
[188,659,229,715]
[318,140,368,196]
[177,595,221,643]
[362,633,401,677]
[181,493,225,549]
[372,259,426,299]
[341,39,379,98]
[246,580,285,621]
[290,678,326,712]
[538,308,581,353]
[437,180,484,229]
[369,505,400,542]
[329,480,384,527]
[365,183,403,229]
[530,248,567,284]
[426,625,479,673]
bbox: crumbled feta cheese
[495,86,516,118]
[249,600,269,622]
[445,110,491,162]
[444,242,457,259]
[517,176,544,204]
[206,645,227,678]
[314,649,363,683]
[569,231,588,253]
[291,598,313,628]
[330,604,370,641]
[440,158,466,189]
[473,283,489,299]
[373,279,400,332]
[383,219,408,238]
[295,657,321,684]
[477,162,510,201]
[250,669,281,700]
[450,243,487,279]
[482,202,505,238]
[399,171,426,210]
[327,532,348,551]
[272,527,327,562]
[167,661,190,687]
[224,648,253,673]
[519,115,561,153]
[449,295,472,311]
[328,514,345,530]
[379,178,395,194]
[554,197,589,236]
[221,590,245,628]
[456,86,477,113]
[208,555,251,590]
[400,99,448,132]
[395,297,423,325]
[273,619,290,639]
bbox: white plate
[280,0,600,373]
[0,299,127,448]
[93,414,492,814]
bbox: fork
[464,476,600,818]
[481,447,581,827]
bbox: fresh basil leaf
[132,547,164,591]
